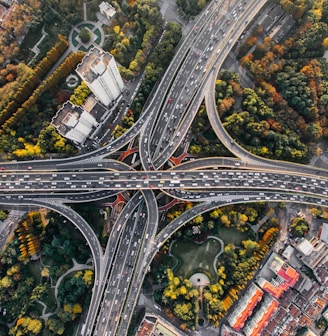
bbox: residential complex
[225,237,328,336]
[52,47,124,145]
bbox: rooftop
[320,223,328,245]
[99,1,116,18]
[228,283,264,330]
[135,314,187,336]
[243,295,279,336]
[76,46,113,84]
[296,237,328,268]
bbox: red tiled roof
[259,278,289,298]
[248,299,279,336]
[265,319,278,333]
[277,264,300,287]
[231,288,264,330]
[299,313,312,327]
[289,304,301,318]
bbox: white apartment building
[76,46,124,106]
[52,102,99,145]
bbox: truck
[80,323,86,335]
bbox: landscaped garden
[149,202,280,330]
[170,237,222,279]
[0,210,94,335]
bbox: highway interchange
[0,0,327,335]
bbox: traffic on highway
[0,0,324,335]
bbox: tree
[193,215,204,225]
[173,302,194,321]
[9,316,42,335]
[220,214,231,227]
[0,210,8,221]
[290,217,309,237]
[240,240,259,257]
[46,318,65,335]
[224,244,237,260]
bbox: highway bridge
[0,0,325,335]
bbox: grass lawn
[41,256,55,267]
[72,30,79,47]
[85,0,103,21]
[43,286,57,313]
[171,238,222,280]
[215,226,249,246]
[29,301,44,316]
[28,260,42,283]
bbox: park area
[214,226,250,246]
[170,237,223,280]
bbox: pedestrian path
[29,26,49,65]
[38,258,93,321]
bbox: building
[320,223,328,245]
[243,295,279,336]
[296,237,328,268]
[296,238,314,256]
[257,254,299,299]
[51,101,99,145]
[227,283,264,330]
[135,314,187,336]
[76,46,124,106]
[99,1,116,19]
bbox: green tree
[290,217,309,237]
[79,28,92,44]
[0,210,8,221]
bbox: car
[26,166,32,170]
[0,167,6,170]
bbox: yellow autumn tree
[73,303,83,314]
[41,267,50,278]
[83,269,94,286]
[322,37,328,49]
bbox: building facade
[76,46,124,106]
[51,101,99,145]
